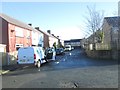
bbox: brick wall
[0,18,9,52]
[85,50,112,59]
[43,34,49,49]
[8,23,32,52]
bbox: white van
[17,46,46,68]
[65,45,72,51]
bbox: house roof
[0,13,50,36]
[64,39,81,43]
[104,16,120,27]
[64,40,71,43]
[36,28,59,39]
[0,13,34,30]
[37,29,50,36]
[0,13,60,39]
[70,39,81,42]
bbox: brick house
[0,13,33,64]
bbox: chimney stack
[52,34,54,36]
[47,30,51,34]
[28,23,32,26]
[57,36,59,38]
[35,27,39,30]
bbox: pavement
[0,59,54,75]
[0,64,25,75]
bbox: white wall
[32,31,44,47]
[49,36,58,47]
[38,33,44,47]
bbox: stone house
[102,16,120,50]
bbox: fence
[0,44,18,66]
[0,44,7,66]
[85,50,112,59]
[8,51,18,65]
[84,43,119,60]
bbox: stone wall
[8,51,18,65]
[85,50,115,60]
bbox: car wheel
[37,60,41,68]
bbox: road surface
[2,48,118,88]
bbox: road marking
[1,70,10,75]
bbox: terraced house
[0,14,45,65]
[0,13,34,65]
[0,13,61,66]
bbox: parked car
[56,48,64,55]
[64,45,72,51]
[45,47,56,61]
[17,46,46,68]
[71,47,74,50]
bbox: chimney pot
[35,27,39,30]
[47,30,51,34]
[52,34,54,36]
[28,23,32,26]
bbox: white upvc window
[15,27,24,37]
[16,44,23,50]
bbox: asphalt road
[2,48,119,88]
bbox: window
[15,27,24,37]
[10,30,14,37]
[38,44,42,47]
[16,44,23,51]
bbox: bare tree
[84,5,104,49]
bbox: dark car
[56,48,64,55]
[45,47,56,60]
